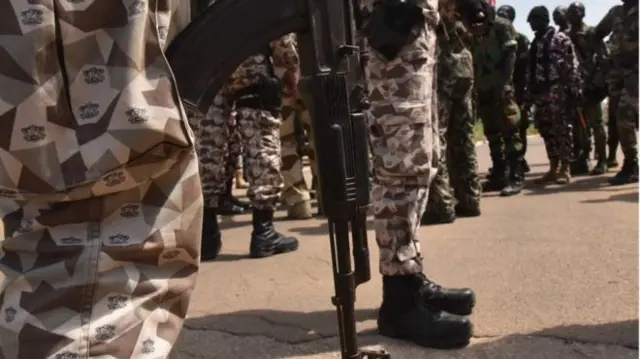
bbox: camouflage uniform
[514,32,531,161]
[603,39,620,165]
[0,1,202,358]
[526,26,582,181]
[595,3,639,184]
[429,17,480,217]
[567,23,608,174]
[361,0,440,276]
[471,16,523,195]
[189,35,299,211]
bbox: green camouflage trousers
[280,94,317,206]
[477,91,523,177]
[578,102,607,160]
[0,151,203,358]
[617,74,639,160]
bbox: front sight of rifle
[166,0,389,358]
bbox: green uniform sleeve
[497,20,517,91]
[594,5,621,41]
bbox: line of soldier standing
[186,0,637,351]
[423,0,638,224]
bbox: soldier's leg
[570,108,591,176]
[584,102,607,175]
[366,47,472,348]
[188,95,233,261]
[236,107,299,257]
[519,105,531,173]
[533,102,560,184]
[609,84,639,186]
[279,95,313,219]
[0,150,202,358]
[499,94,524,197]
[607,95,620,167]
[422,119,455,225]
[554,97,575,185]
[448,89,481,215]
[218,127,249,215]
[478,102,507,192]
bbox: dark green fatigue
[594,3,639,185]
[514,31,531,170]
[424,17,480,223]
[471,16,523,196]
[567,23,608,175]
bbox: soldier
[360,0,475,348]
[553,6,570,33]
[423,0,481,225]
[466,0,524,197]
[0,1,202,357]
[566,2,608,175]
[277,43,317,219]
[604,38,620,168]
[190,35,300,261]
[497,5,532,173]
[593,1,639,185]
[525,6,582,185]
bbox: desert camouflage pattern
[279,95,317,206]
[436,16,480,211]
[191,34,298,210]
[0,150,203,359]
[0,1,202,357]
[361,0,440,275]
[0,0,196,203]
[526,27,581,163]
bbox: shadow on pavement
[581,190,639,204]
[524,174,614,196]
[177,310,638,359]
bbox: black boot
[421,211,456,225]
[201,207,222,261]
[609,159,639,186]
[607,143,619,168]
[218,178,248,215]
[500,158,523,197]
[590,145,608,175]
[455,203,481,218]
[521,158,530,174]
[377,274,473,349]
[250,208,299,258]
[483,161,507,192]
[570,157,591,176]
[229,195,251,210]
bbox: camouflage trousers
[366,25,438,276]
[577,102,607,160]
[608,95,620,152]
[477,91,523,177]
[443,86,480,210]
[0,150,203,359]
[189,94,284,210]
[617,75,639,160]
[533,86,574,162]
[280,94,317,206]
[425,104,454,217]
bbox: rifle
[166,0,388,358]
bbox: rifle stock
[166,1,388,358]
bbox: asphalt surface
[175,138,639,359]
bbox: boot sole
[378,322,473,349]
[249,241,300,259]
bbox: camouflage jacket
[471,16,518,93]
[227,34,299,91]
[525,27,582,101]
[567,23,606,80]
[437,17,473,97]
[0,0,196,201]
[514,32,530,100]
[359,0,440,62]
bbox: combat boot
[607,144,619,168]
[590,146,607,175]
[535,158,559,185]
[218,178,249,215]
[609,159,639,186]
[421,211,456,225]
[377,274,473,349]
[250,208,299,258]
[556,161,571,185]
[235,168,249,189]
[521,158,531,174]
[482,162,507,192]
[500,158,523,197]
[201,207,222,261]
[287,200,313,219]
[570,157,590,176]
[455,203,481,218]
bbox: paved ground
[175,138,638,359]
